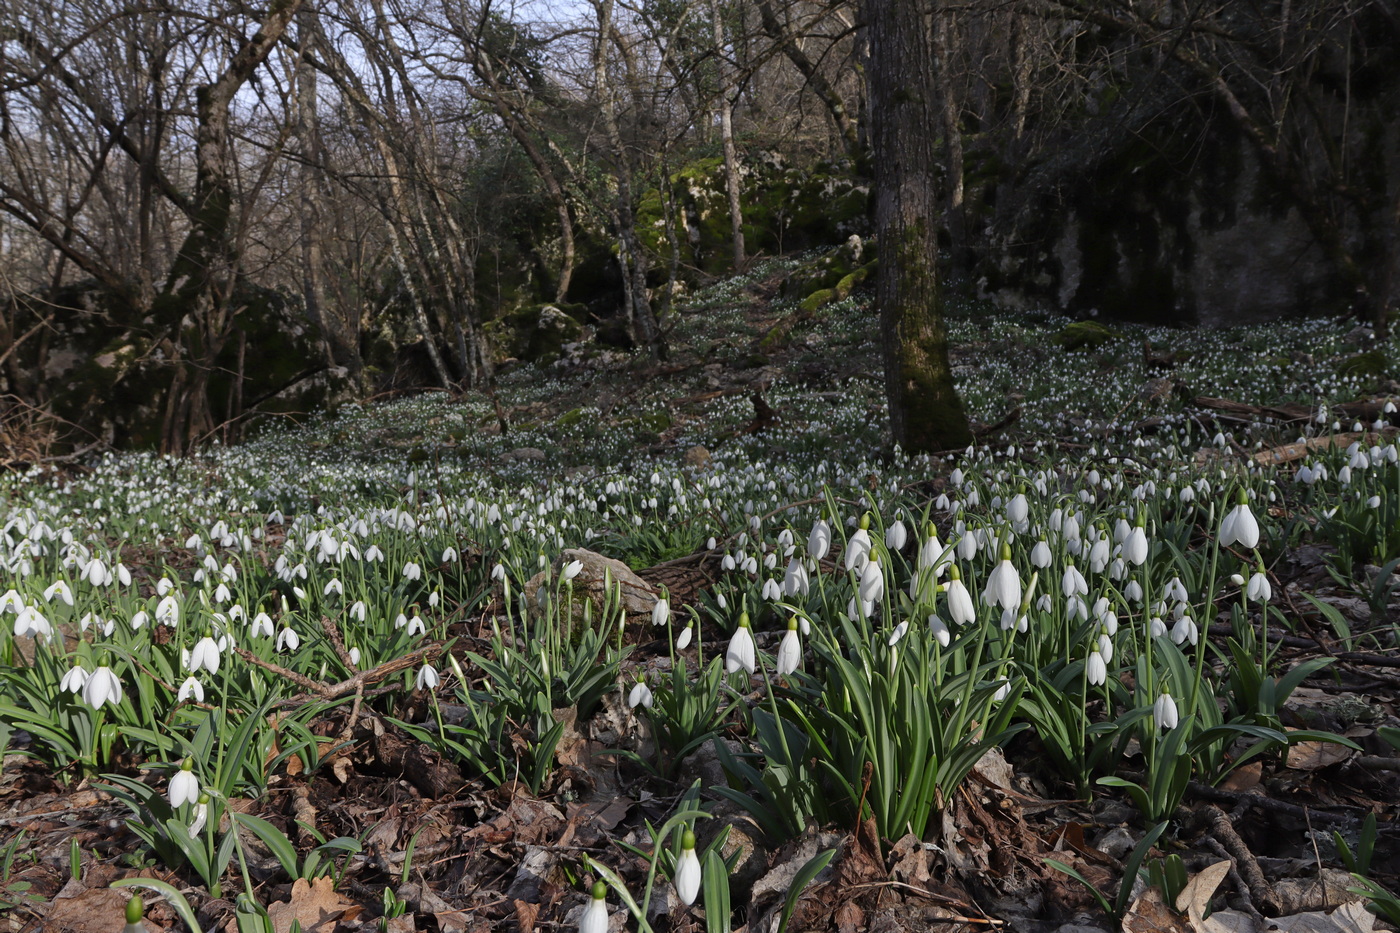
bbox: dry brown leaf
[266,876,362,933]
[1178,861,1231,921]
[1286,741,1352,771]
[42,881,129,933]
[514,898,540,933]
[1201,910,1259,933]
[1219,762,1263,792]
[1125,886,1190,933]
[1268,902,1375,933]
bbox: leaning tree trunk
[867,0,973,453]
[155,0,306,453]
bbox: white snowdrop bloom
[1097,631,1114,663]
[1171,615,1198,646]
[1037,593,1054,613]
[156,595,180,626]
[627,680,653,709]
[957,532,978,561]
[169,761,200,808]
[1123,526,1148,565]
[60,665,89,694]
[14,606,52,639]
[885,520,908,551]
[1247,571,1272,602]
[1153,690,1179,730]
[561,560,583,581]
[211,583,231,604]
[1086,649,1107,686]
[0,590,21,613]
[177,676,205,703]
[365,544,384,562]
[1149,616,1168,638]
[887,620,909,647]
[674,830,702,906]
[761,578,782,601]
[43,580,73,606]
[1088,537,1110,573]
[945,571,976,626]
[250,612,274,639]
[348,647,361,667]
[403,562,422,581]
[1367,496,1382,509]
[416,665,440,691]
[187,637,221,675]
[394,612,409,630]
[1062,563,1088,598]
[277,626,300,652]
[83,666,123,709]
[406,615,426,637]
[983,547,1021,610]
[725,615,756,674]
[721,554,737,572]
[783,557,810,596]
[349,601,367,622]
[580,882,610,933]
[858,560,885,603]
[1219,496,1260,549]
[1164,576,1188,602]
[1124,580,1143,603]
[1030,540,1051,569]
[676,623,694,650]
[845,526,872,572]
[775,619,802,675]
[928,614,951,647]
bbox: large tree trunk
[867,0,973,453]
[155,0,306,453]
[712,0,746,270]
[757,0,862,161]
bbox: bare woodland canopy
[1,0,1397,452]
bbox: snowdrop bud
[580,881,609,933]
[928,614,950,647]
[676,622,694,650]
[858,560,884,603]
[674,830,702,906]
[169,758,199,808]
[725,613,756,674]
[776,617,802,675]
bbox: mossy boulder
[1056,320,1124,351]
[800,288,837,313]
[485,303,587,365]
[1337,350,1389,380]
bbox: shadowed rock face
[522,548,658,623]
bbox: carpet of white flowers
[2,258,1398,932]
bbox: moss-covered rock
[1056,320,1124,351]
[484,303,587,365]
[1337,350,1389,380]
[800,288,838,313]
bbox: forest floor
[3,255,1400,933]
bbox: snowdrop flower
[725,613,756,674]
[60,664,89,694]
[983,544,1021,610]
[276,626,300,652]
[1030,540,1051,569]
[403,562,422,581]
[1171,615,1198,646]
[808,520,831,561]
[1154,689,1179,730]
[323,578,343,598]
[945,567,976,626]
[156,595,180,626]
[1124,580,1143,603]
[1149,616,1168,638]
[406,614,426,637]
[675,830,702,906]
[844,515,872,572]
[721,554,736,572]
[1061,561,1088,598]
[783,557,810,597]
[169,759,199,808]
[885,520,907,551]
[83,666,123,709]
[416,665,440,691]
[364,544,384,562]
[14,606,51,639]
[43,580,73,605]
[0,590,21,613]
[189,795,209,835]
[1219,491,1260,549]
[928,614,951,647]
[887,620,909,647]
[442,547,457,563]
[676,622,694,651]
[775,617,802,675]
[579,881,609,933]
[348,647,361,666]
[177,676,205,703]
[187,637,221,675]
[1000,608,1028,633]
[627,680,653,709]
[1123,522,1148,566]
[1086,649,1107,686]
[651,595,671,627]
[561,560,583,581]
[1247,570,1272,602]
[858,559,884,603]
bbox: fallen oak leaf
[266,876,361,933]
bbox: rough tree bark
[711,0,746,270]
[867,0,973,453]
